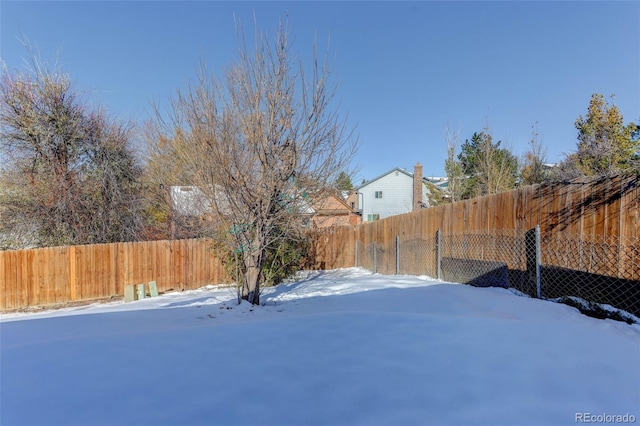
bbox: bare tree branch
[0,45,144,248]
[148,17,358,304]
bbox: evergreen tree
[458,130,518,198]
[574,94,639,176]
[334,171,354,191]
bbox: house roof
[356,167,442,190]
[302,191,358,216]
[313,192,355,214]
[170,186,212,216]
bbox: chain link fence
[355,227,640,319]
[540,233,639,317]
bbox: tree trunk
[242,263,261,305]
[242,235,264,305]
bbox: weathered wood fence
[2,174,638,312]
[1,239,228,310]
[310,174,639,275]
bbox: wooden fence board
[455,200,466,234]
[192,240,200,285]
[25,249,35,306]
[161,240,171,291]
[153,241,161,289]
[2,250,15,309]
[108,243,117,297]
[80,244,90,300]
[10,250,20,309]
[33,249,43,305]
[143,241,150,286]
[62,247,71,302]
[99,244,109,298]
[620,175,638,240]
[526,184,541,232]
[68,246,77,301]
[84,244,93,300]
[93,244,103,298]
[537,183,552,236]
[187,239,194,285]
[131,242,139,286]
[149,240,157,285]
[592,178,607,238]
[567,182,584,236]
[191,239,198,283]
[43,247,53,303]
[38,248,48,303]
[115,243,125,292]
[199,241,208,284]
[90,244,98,299]
[580,179,595,240]
[515,186,528,231]
[494,193,504,230]
[0,251,6,308]
[80,244,88,300]
[604,177,621,277]
[479,196,490,232]
[16,250,27,307]
[133,242,141,286]
[606,175,622,238]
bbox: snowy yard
[1,268,638,426]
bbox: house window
[374,191,383,199]
[367,214,380,221]
[301,217,311,228]
[350,201,355,209]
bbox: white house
[170,186,212,216]
[348,163,441,222]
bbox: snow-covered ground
[1,268,638,426]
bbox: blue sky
[2,1,639,182]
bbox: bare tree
[550,153,582,182]
[149,18,357,304]
[520,122,549,185]
[0,46,143,248]
[477,133,518,195]
[140,125,209,240]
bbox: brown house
[308,192,362,228]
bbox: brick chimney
[413,162,423,211]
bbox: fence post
[355,240,358,268]
[535,224,542,299]
[373,241,377,274]
[436,229,442,280]
[396,235,400,275]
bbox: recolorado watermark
[576,413,636,423]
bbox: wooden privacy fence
[1,239,228,310]
[310,174,640,274]
[309,174,639,315]
[2,174,638,312]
